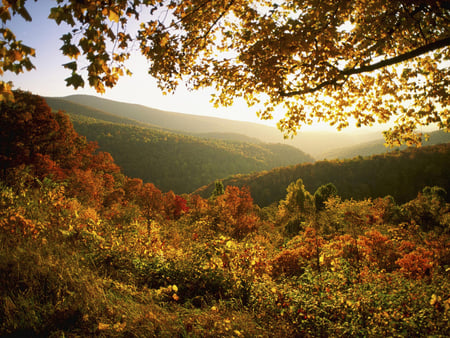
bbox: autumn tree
[1,1,449,144]
[314,183,338,212]
[278,178,314,236]
[0,91,121,207]
[0,90,112,178]
[0,90,60,176]
[279,178,314,218]
[214,185,259,239]
[401,186,449,232]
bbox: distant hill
[190,132,263,144]
[320,130,450,160]
[44,97,159,129]
[69,114,314,193]
[49,94,276,137]
[46,95,385,157]
[194,143,450,207]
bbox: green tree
[278,178,315,236]
[1,1,448,145]
[211,180,225,198]
[402,186,449,232]
[279,179,313,216]
[314,183,338,212]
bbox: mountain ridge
[46,94,386,157]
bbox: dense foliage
[1,91,449,337]
[1,1,448,145]
[195,143,450,207]
[69,114,313,194]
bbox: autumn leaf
[108,10,120,23]
[63,61,77,71]
[98,323,110,330]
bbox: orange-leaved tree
[0,91,121,206]
[214,185,259,239]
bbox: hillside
[194,143,450,207]
[70,114,314,193]
[189,132,263,144]
[320,130,450,160]
[46,95,384,157]
[44,97,160,129]
[2,91,449,337]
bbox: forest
[1,0,449,335]
[195,143,450,207]
[69,114,314,194]
[1,91,449,336]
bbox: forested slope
[47,95,384,157]
[49,94,277,137]
[44,97,151,128]
[195,144,450,207]
[70,115,314,193]
[320,130,450,160]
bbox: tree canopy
[1,0,449,145]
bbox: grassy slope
[1,170,449,337]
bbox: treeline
[195,144,450,207]
[70,114,314,193]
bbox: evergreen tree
[314,183,338,212]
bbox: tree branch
[280,36,450,97]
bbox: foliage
[1,92,449,336]
[211,185,260,239]
[211,180,225,198]
[401,186,449,233]
[195,143,450,207]
[2,0,449,144]
[278,179,314,218]
[70,114,313,193]
[314,183,338,212]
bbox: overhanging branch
[280,36,450,97]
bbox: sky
[3,1,383,134]
[3,1,288,127]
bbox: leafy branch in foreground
[1,0,449,145]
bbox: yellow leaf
[160,34,169,47]
[98,323,110,330]
[113,322,126,332]
[430,294,440,306]
[109,10,120,23]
